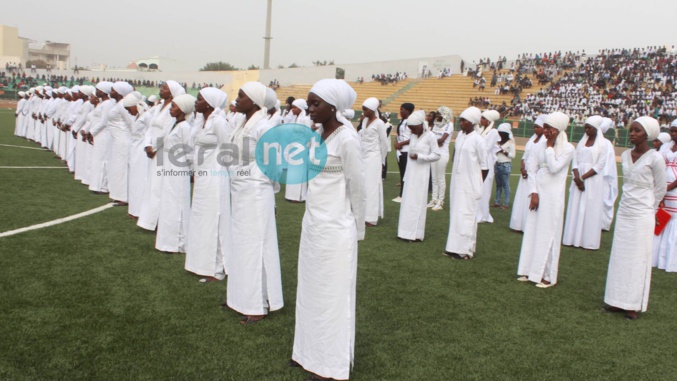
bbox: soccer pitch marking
[0,166,66,169]
[0,203,115,238]
[0,143,48,150]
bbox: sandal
[240,315,266,325]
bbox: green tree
[200,61,238,71]
[288,63,299,68]
[247,64,260,70]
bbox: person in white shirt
[429,106,453,211]
[393,103,414,202]
[493,123,516,209]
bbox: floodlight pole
[263,0,273,70]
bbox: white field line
[385,171,624,178]
[0,203,115,238]
[0,166,65,169]
[0,144,46,150]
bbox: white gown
[127,110,154,217]
[398,131,440,240]
[88,99,116,193]
[359,118,388,225]
[605,150,666,311]
[601,138,619,230]
[653,142,677,271]
[509,134,544,231]
[107,102,135,203]
[562,140,608,250]
[14,99,26,136]
[517,142,574,284]
[476,126,499,223]
[155,120,193,253]
[445,130,488,256]
[72,102,94,181]
[292,124,365,381]
[226,111,284,315]
[184,112,232,278]
[284,112,313,202]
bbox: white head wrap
[240,82,268,112]
[80,86,94,97]
[459,107,482,125]
[534,114,547,127]
[580,115,604,149]
[497,122,513,140]
[544,111,570,154]
[199,87,228,112]
[481,110,500,122]
[274,99,281,111]
[132,91,143,101]
[362,97,379,112]
[148,95,158,103]
[292,98,308,110]
[634,116,660,141]
[437,106,453,125]
[58,86,68,94]
[45,89,53,97]
[96,82,113,95]
[670,119,677,129]
[264,88,278,110]
[165,80,186,98]
[407,110,426,126]
[122,93,139,108]
[71,85,80,94]
[309,79,357,127]
[657,132,672,144]
[600,117,615,134]
[18,91,25,97]
[342,109,355,120]
[172,94,196,115]
[113,81,133,97]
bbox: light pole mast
[263,0,272,69]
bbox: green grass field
[1,108,676,380]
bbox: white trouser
[431,154,449,201]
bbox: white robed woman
[265,88,283,127]
[127,98,154,218]
[509,115,546,232]
[14,91,27,136]
[184,88,231,282]
[87,82,116,194]
[225,82,283,324]
[599,117,618,231]
[137,80,185,231]
[476,109,501,223]
[443,107,488,260]
[79,90,100,186]
[154,94,195,253]
[106,81,135,205]
[653,120,677,271]
[289,79,365,381]
[562,115,609,250]
[398,110,440,241]
[429,106,454,211]
[604,117,666,320]
[517,111,575,288]
[71,86,95,182]
[285,98,313,202]
[360,97,388,226]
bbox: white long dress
[137,103,175,231]
[601,138,619,231]
[605,150,666,311]
[14,99,26,136]
[398,131,440,240]
[88,99,117,193]
[359,118,388,225]
[292,124,365,381]
[476,125,499,223]
[562,140,608,250]
[64,99,84,172]
[653,142,677,271]
[517,142,575,284]
[127,110,154,217]
[155,120,193,253]
[72,102,94,181]
[509,134,544,231]
[107,102,135,203]
[445,130,488,256]
[226,111,284,316]
[284,112,313,202]
[184,112,232,278]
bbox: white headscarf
[362,97,379,112]
[670,119,677,129]
[199,87,228,115]
[657,132,672,144]
[407,110,426,126]
[264,87,278,110]
[437,106,453,125]
[342,109,355,120]
[544,111,570,155]
[96,82,113,95]
[18,91,25,97]
[600,117,615,134]
[71,86,80,94]
[634,116,660,141]
[534,114,548,127]
[292,98,308,110]
[309,79,357,127]
[113,81,133,97]
[122,93,139,108]
[580,115,604,147]
[480,109,500,135]
[459,106,482,126]
[80,86,94,97]
[497,122,513,140]
[172,94,196,115]
[241,81,268,112]
[165,80,186,98]
[148,95,158,103]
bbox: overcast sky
[3,0,674,71]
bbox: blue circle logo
[255,123,327,185]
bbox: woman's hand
[520,168,528,179]
[529,193,539,211]
[409,153,418,160]
[574,177,585,191]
